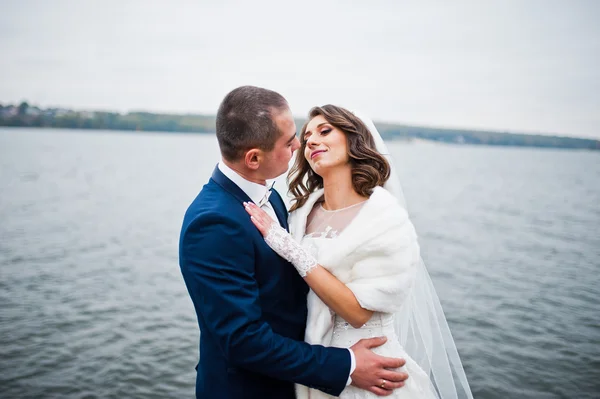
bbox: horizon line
[1,99,598,142]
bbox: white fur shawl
[289,186,421,347]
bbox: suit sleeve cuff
[346,348,356,386]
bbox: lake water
[1,128,599,398]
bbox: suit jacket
[179,166,350,399]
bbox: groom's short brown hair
[216,86,289,161]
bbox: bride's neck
[321,167,368,210]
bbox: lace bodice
[304,200,366,239]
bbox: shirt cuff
[346,348,356,386]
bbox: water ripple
[1,129,599,398]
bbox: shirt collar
[218,161,273,205]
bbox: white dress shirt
[218,161,278,221]
[217,161,356,386]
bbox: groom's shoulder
[189,178,235,208]
[183,180,243,228]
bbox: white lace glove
[264,224,318,277]
[244,201,318,277]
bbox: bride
[244,105,473,399]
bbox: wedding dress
[300,200,436,399]
[291,188,437,399]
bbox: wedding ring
[380,379,387,389]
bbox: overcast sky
[1,0,599,138]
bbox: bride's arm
[301,266,374,329]
[245,202,373,328]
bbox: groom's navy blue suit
[179,166,351,398]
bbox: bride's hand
[243,202,274,237]
[244,202,318,277]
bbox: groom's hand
[350,337,408,396]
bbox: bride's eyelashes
[303,126,332,143]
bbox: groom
[179,86,408,398]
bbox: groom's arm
[180,212,350,396]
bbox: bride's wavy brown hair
[288,105,390,212]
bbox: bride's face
[303,115,350,175]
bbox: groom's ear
[244,148,262,170]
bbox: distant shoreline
[2,102,598,151]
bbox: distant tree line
[1,101,598,150]
[376,123,600,150]
[0,102,215,133]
